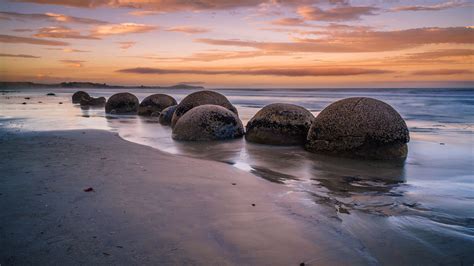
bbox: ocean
[1,87,473,264]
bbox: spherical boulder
[105,92,139,114]
[172,105,244,141]
[138,94,177,116]
[72,91,90,103]
[80,96,106,106]
[158,105,177,126]
[245,103,314,145]
[171,90,238,127]
[305,97,410,160]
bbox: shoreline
[0,128,369,265]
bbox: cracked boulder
[245,103,314,145]
[138,94,177,116]
[105,92,139,114]
[172,104,244,141]
[305,97,410,160]
[171,90,238,127]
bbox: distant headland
[0,81,205,90]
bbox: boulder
[159,105,177,126]
[172,105,244,141]
[105,92,139,114]
[171,90,237,127]
[80,96,106,106]
[138,94,177,116]
[305,97,410,160]
[72,91,90,103]
[245,103,314,145]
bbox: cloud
[13,28,34,32]
[117,67,391,76]
[155,50,284,62]
[118,41,136,50]
[402,49,474,60]
[0,53,40,58]
[0,34,68,46]
[14,0,350,12]
[0,11,106,24]
[391,1,470,12]
[412,69,473,75]
[270,17,309,27]
[35,26,100,39]
[166,26,210,34]
[46,47,91,53]
[197,27,474,53]
[128,10,163,16]
[60,59,85,67]
[91,23,157,36]
[297,5,378,21]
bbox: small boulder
[305,97,410,160]
[158,105,177,126]
[172,105,244,141]
[171,90,237,127]
[46,93,56,96]
[105,92,139,114]
[138,94,177,116]
[245,103,314,145]
[80,96,106,106]
[72,91,90,104]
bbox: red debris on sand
[83,187,94,192]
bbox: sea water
[1,87,473,264]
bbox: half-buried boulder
[305,97,410,160]
[80,96,106,107]
[245,103,314,145]
[72,91,90,104]
[138,94,177,116]
[171,90,237,127]
[159,105,177,126]
[105,92,139,114]
[172,105,244,141]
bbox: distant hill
[0,81,205,90]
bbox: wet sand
[0,129,370,265]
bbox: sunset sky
[0,0,473,88]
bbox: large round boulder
[172,105,244,141]
[72,91,90,103]
[105,92,139,114]
[305,97,410,160]
[80,96,106,107]
[171,90,237,127]
[158,105,177,126]
[246,103,314,145]
[138,94,177,116]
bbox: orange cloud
[91,23,157,36]
[35,26,100,39]
[391,1,470,12]
[46,48,91,53]
[166,26,210,34]
[412,69,473,75]
[0,11,106,24]
[117,67,391,76]
[297,5,378,21]
[0,53,40,58]
[0,34,68,46]
[197,27,473,53]
[60,59,85,67]
[118,41,136,50]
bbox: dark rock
[305,97,410,160]
[21,102,26,105]
[80,96,106,106]
[72,91,90,103]
[158,105,177,126]
[245,103,314,145]
[59,102,63,104]
[171,90,237,127]
[46,93,55,96]
[83,187,94,192]
[105,92,139,114]
[24,97,30,100]
[172,105,244,141]
[138,94,177,116]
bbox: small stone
[83,187,94,192]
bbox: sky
[0,0,473,88]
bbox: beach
[1,88,473,265]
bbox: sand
[0,129,369,265]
